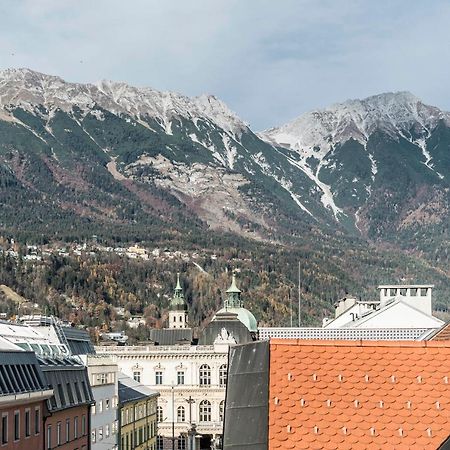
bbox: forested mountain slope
[0,69,449,324]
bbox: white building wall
[354,302,444,329]
[323,303,375,328]
[96,345,228,442]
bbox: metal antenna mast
[298,261,301,327]
[289,289,293,327]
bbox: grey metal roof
[223,341,269,450]
[0,351,49,396]
[60,327,96,355]
[118,372,159,405]
[149,328,193,346]
[439,435,450,449]
[199,312,255,345]
[40,357,94,411]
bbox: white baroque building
[97,275,257,450]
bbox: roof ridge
[269,338,450,347]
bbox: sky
[1,0,450,130]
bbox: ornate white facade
[96,342,229,449]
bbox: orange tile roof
[429,321,450,341]
[269,339,450,450]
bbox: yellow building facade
[118,372,159,450]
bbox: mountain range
[0,68,449,317]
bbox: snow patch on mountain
[261,92,450,158]
[282,152,344,220]
[251,152,316,219]
[0,68,248,138]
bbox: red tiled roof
[269,339,450,450]
[430,322,450,341]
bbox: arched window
[177,406,185,422]
[199,364,211,386]
[157,406,163,422]
[199,400,211,422]
[219,400,225,422]
[219,364,227,387]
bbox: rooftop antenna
[289,289,293,327]
[298,261,301,327]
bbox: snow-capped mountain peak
[260,91,450,157]
[0,68,247,136]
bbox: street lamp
[185,396,196,450]
[172,385,175,450]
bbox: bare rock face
[0,68,449,248]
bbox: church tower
[168,273,188,329]
[224,274,243,309]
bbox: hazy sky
[1,0,450,129]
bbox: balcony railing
[95,345,220,354]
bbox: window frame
[13,410,19,442]
[199,364,211,386]
[1,413,8,445]
[219,364,228,387]
[177,406,185,423]
[25,408,30,438]
[177,371,185,385]
[34,407,40,435]
[199,400,211,422]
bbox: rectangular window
[74,417,78,439]
[47,425,51,450]
[66,419,70,442]
[98,427,103,441]
[105,424,110,438]
[57,384,66,406]
[177,371,185,385]
[155,371,163,385]
[91,429,96,444]
[25,409,30,437]
[133,371,141,383]
[2,414,8,445]
[105,398,110,410]
[14,411,19,441]
[82,415,86,436]
[34,408,40,435]
[57,422,61,445]
[67,383,74,404]
[98,400,103,413]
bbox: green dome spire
[225,273,243,308]
[170,273,186,311]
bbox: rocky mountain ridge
[0,69,449,264]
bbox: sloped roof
[223,341,269,450]
[343,298,444,328]
[427,321,450,341]
[199,311,254,345]
[40,357,94,411]
[60,327,95,355]
[118,372,159,405]
[149,328,193,346]
[269,339,450,450]
[0,350,49,396]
